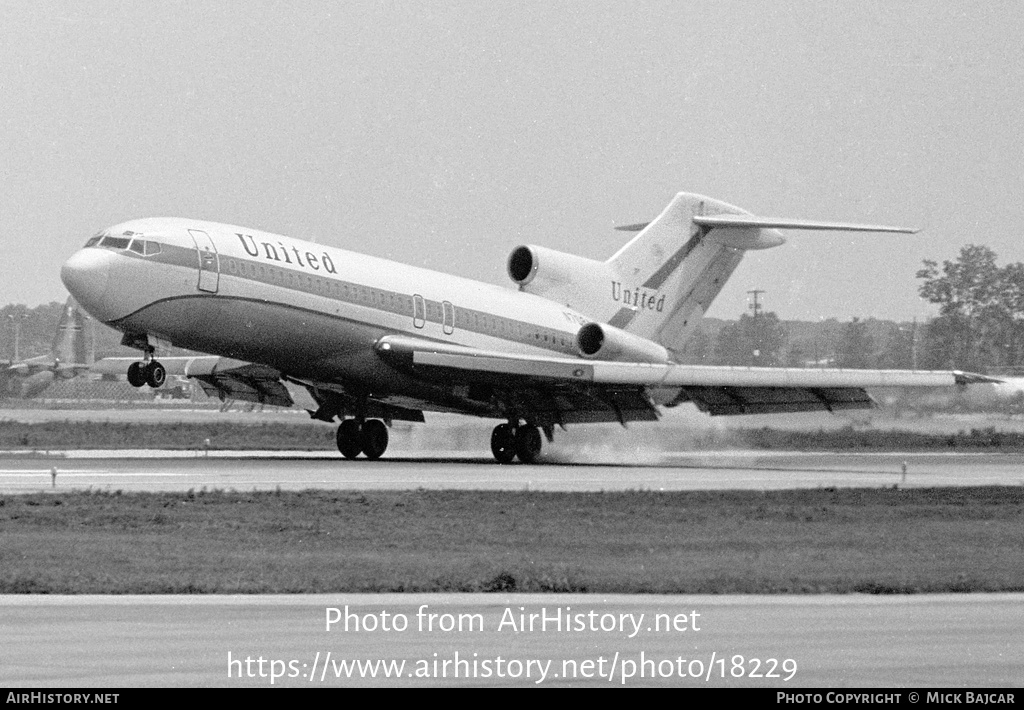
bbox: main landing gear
[126,360,166,389]
[490,422,543,464]
[336,418,389,460]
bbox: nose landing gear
[126,360,166,388]
[335,418,390,460]
[490,422,543,464]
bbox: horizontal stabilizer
[692,215,918,233]
[614,222,650,232]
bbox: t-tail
[508,192,916,360]
[52,296,89,368]
[4,297,89,397]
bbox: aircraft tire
[127,362,147,388]
[490,423,516,464]
[336,419,363,459]
[361,419,389,460]
[145,361,167,388]
[514,425,542,464]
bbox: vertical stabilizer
[52,297,88,367]
[605,193,783,356]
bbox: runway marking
[0,472,198,477]
[0,470,103,475]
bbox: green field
[2,487,1021,594]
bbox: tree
[836,317,875,369]
[876,321,917,370]
[678,323,714,364]
[714,312,786,366]
[917,245,1024,371]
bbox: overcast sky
[3,1,1022,321]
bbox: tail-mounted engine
[575,322,669,364]
[507,245,613,319]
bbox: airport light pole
[6,313,28,361]
[747,290,765,366]
[82,312,96,364]
[747,289,764,318]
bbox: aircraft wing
[8,354,58,376]
[92,356,295,408]
[376,335,997,421]
[91,356,424,421]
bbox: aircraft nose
[61,249,112,320]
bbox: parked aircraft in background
[61,192,997,462]
[0,297,90,398]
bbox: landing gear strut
[490,422,543,464]
[336,418,390,460]
[126,360,166,388]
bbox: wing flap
[675,385,874,416]
[193,372,294,408]
[191,362,294,407]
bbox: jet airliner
[61,192,994,462]
[1,297,89,398]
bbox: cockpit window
[101,236,131,249]
[85,236,101,247]
[123,238,163,256]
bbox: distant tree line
[1,301,153,363]
[679,244,1024,374]
[1,302,68,362]
[678,313,920,370]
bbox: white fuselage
[61,218,606,414]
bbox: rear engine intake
[507,245,609,288]
[575,322,669,363]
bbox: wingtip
[953,370,1003,385]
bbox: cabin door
[188,230,220,293]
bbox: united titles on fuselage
[236,233,337,274]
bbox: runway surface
[7,405,1024,432]
[3,411,1020,689]
[1,449,1022,493]
[3,593,1020,687]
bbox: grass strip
[2,487,1021,594]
